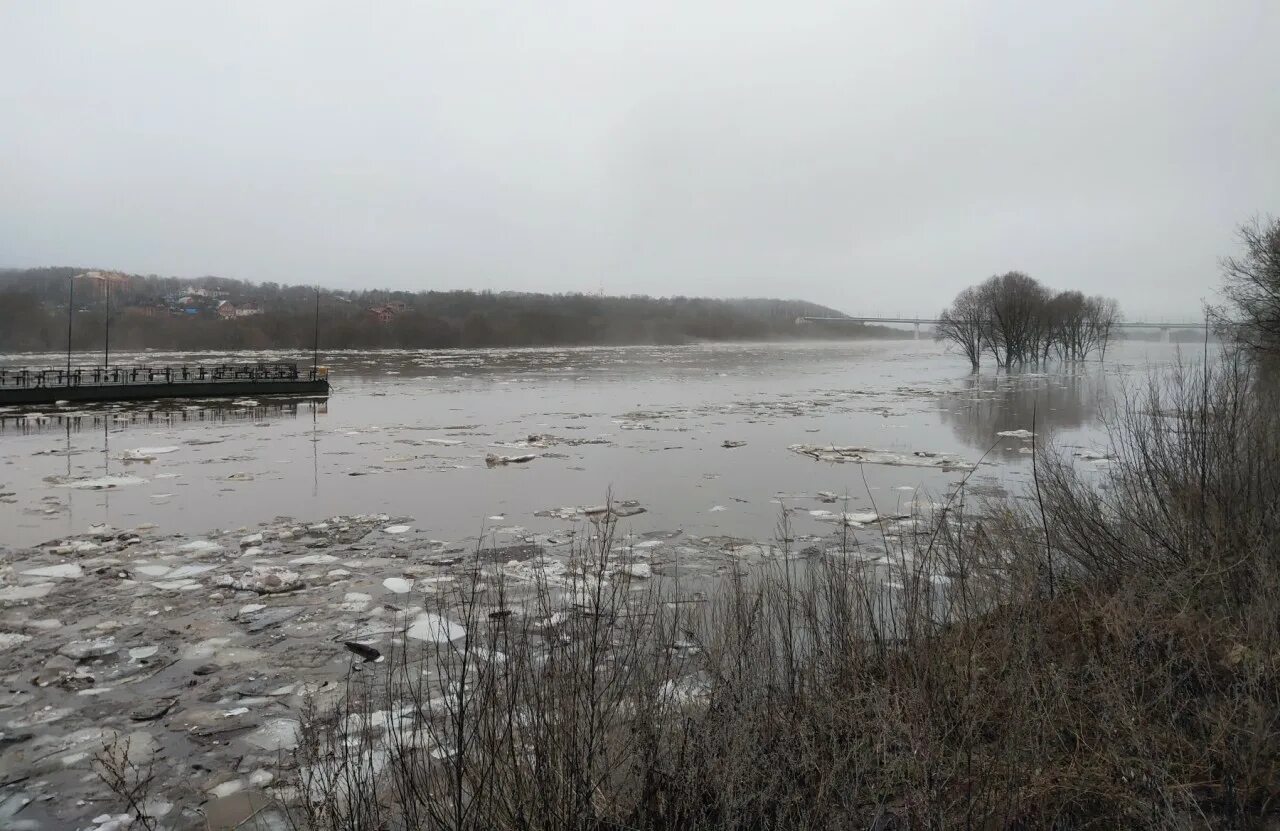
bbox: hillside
[0,267,903,352]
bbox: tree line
[0,268,908,353]
[936,271,1121,369]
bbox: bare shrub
[93,735,159,831]
[281,362,1280,827]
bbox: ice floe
[50,474,149,490]
[789,445,974,470]
[406,611,466,642]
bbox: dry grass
[277,349,1280,830]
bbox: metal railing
[0,362,326,389]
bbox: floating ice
[178,540,222,553]
[0,583,56,602]
[485,453,536,467]
[59,636,117,660]
[339,592,372,611]
[290,553,339,565]
[406,611,466,642]
[621,562,653,579]
[0,632,32,651]
[166,563,218,579]
[789,445,974,470]
[246,718,301,751]
[123,446,180,461]
[382,577,413,594]
[209,779,247,800]
[21,563,83,580]
[216,566,303,594]
[52,474,148,490]
[996,429,1034,440]
[384,525,411,534]
[151,579,201,591]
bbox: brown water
[0,339,1186,550]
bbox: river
[0,339,1188,550]
[0,337,1207,829]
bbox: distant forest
[0,267,906,352]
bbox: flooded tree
[1087,295,1121,360]
[936,286,986,369]
[938,274,1121,368]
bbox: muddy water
[0,340,1184,550]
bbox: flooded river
[0,338,1201,829]
[1,339,1185,550]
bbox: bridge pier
[914,321,920,340]
[1160,327,1169,343]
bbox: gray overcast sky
[2,2,1277,318]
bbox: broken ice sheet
[20,563,83,580]
[486,452,537,467]
[49,474,148,490]
[788,445,974,470]
[122,446,181,461]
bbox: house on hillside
[368,302,407,324]
[217,301,263,320]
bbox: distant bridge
[800,316,1212,340]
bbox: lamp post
[73,271,121,374]
[104,276,111,370]
[66,276,74,379]
[313,288,320,377]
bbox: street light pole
[66,276,74,379]
[313,288,320,376]
[104,277,111,370]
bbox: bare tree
[1085,295,1121,361]
[1047,291,1086,361]
[938,273,1120,368]
[1218,215,1280,353]
[936,286,986,369]
[978,271,1052,366]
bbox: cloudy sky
[2,2,1276,318]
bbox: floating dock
[0,362,329,406]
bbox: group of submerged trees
[936,271,1122,369]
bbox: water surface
[0,340,1186,549]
